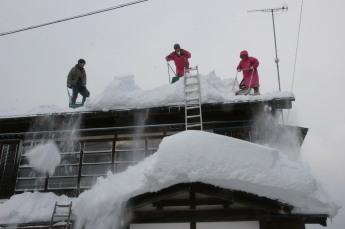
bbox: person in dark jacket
[67,59,90,105]
[166,43,191,83]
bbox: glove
[165,56,169,61]
[237,68,241,72]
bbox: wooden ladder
[49,201,72,229]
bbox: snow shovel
[167,62,179,84]
[232,71,239,91]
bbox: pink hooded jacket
[236,50,260,88]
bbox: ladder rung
[187,115,201,119]
[186,98,199,102]
[185,89,199,93]
[56,204,71,207]
[53,214,69,217]
[186,74,198,78]
[185,82,199,86]
[186,104,199,107]
[187,124,201,128]
[186,106,199,110]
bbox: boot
[252,87,260,95]
[82,97,86,106]
[235,88,251,95]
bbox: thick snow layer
[0,131,337,227]
[25,141,61,176]
[0,192,71,224]
[0,73,294,118]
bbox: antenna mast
[248,6,288,91]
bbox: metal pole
[167,62,176,76]
[167,62,171,84]
[248,6,287,92]
[271,10,281,91]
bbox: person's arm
[250,57,259,69]
[182,49,191,59]
[67,68,75,88]
[82,72,87,86]
[166,52,175,61]
[237,62,242,72]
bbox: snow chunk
[25,141,61,176]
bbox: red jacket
[166,49,191,76]
[237,56,260,88]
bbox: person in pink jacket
[166,43,191,83]
[236,50,260,95]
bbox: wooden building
[0,96,329,228]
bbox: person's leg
[253,87,260,95]
[80,86,90,105]
[71,85,78,105]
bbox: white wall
[198,222,259,229]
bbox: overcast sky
[0,0,344,228]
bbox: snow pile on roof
[85,72,293,111]
[0,192,71,224]
[0,72,294,117]
[72,131,337,229]
[25,141,61,176]
[1,131,336,227]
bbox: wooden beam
[131,209,269,223]
[128,183,293,213]
[127,183,190,209]
[131,209,327,226]
[190,183,292,213]
[153,198,232,208]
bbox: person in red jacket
[166,43,191,83]
[236,50,260,95]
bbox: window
[80,140,113,189]
[0,142,19,197]
[14,134,165,195]
[16,141,47,192]
[49,141,80,190]
[114,139,145,172]
[16,140,80,192]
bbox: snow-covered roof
[0,73,294,118]
[0,131,337,228]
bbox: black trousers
[71,85,90,104]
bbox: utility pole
[248,6,288,91]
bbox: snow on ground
[25,141,61,176]
[0,192,71,224]
[0,72,294,118]
[0,131,338,228]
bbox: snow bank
[73,131,337,229]
[25,141,61,176]
[1,131,336,227]
[0,192,71,224]
[0,72,294,117]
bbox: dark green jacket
[67,65,87,88]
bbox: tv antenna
[248,5,288,91]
